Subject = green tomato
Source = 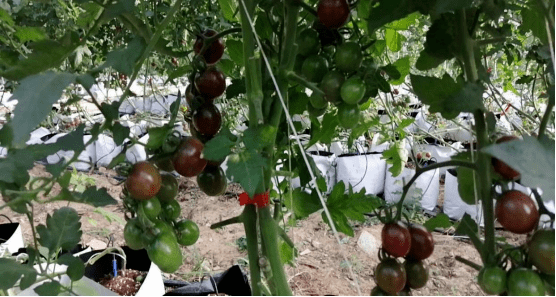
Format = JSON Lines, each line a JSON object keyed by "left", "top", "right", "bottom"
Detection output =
{"left": 478, "top": 266, "right": 507, "bottom": 295}
{"left": 175, "top": 219, "right": 200, "bottom": 246}
{"left": 337, "top": 103, "right": 360, "bottom": 129}
{"left": 157, "top": 173, "right": 179, "bottom": 202}
{"left": 301, "top": 55, "right": 329, "bottom": 83}
{"left": 161, "top": 199, "right": 181, "bottom": 221}
{"left": 404, "top": 259, "right": 428, "bottom": 289}
{"left": 140, "top": 197, "right": 161, "bottom": 220}
{"left": 320, "top": 70, "right": 345, "bottom": 105}
{"left": 297, "top": 28, "right": 320, "bottom": 56}
{"left": 146, "top": 233, "right": 182, "bottom": 273}
{"left": 309, "top": 93, "right": 328, "bottom": 109}
{"left": 528, "top": 229, "right": 555, "bottom": 275}
{"left": 335, "top": 42, "right": 363, "bottom": 73}
{"left": 507, "top": 268, "right": 545, "bottom": 296}
{"left": 123, "top": 218, "right": 146, "bottom": 250}
{"left": 307, "top": 103, "right": 327, "bottom": 117}
{"left": 197, "top": 165, "right": 227, "bottom": 196}
{"left": 340, "top": 76, "right": 366, "bottom": 105}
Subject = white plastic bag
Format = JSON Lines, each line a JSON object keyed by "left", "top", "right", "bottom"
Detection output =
{"left": 384, "top": 164, "right": 439, "bottom": 211}
{"left": 443, "top": 169, "right": 484, "bottom": 225}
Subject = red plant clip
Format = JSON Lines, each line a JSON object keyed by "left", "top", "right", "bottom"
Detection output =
{"left": 238, "top": 191, "right": 270, "bottom": 208}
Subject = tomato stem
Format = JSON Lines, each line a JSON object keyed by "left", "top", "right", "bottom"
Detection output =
{"left": 242, "top": 205, "right": 262, "bottom": 296}
{"left": 455, "top": 256, "right": 482, "bottom": 271}
{"left": 209, "top": 215, "right": 242, "bottom": 229}
{"left": 285, "top": 70, "right": 326, "bottom": 97}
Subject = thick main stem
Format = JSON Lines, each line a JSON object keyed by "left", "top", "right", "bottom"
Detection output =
{"left": 243, "top": 206, "right": 262, "bottom": 296}
{"left": 456, "top": 9, "right": 494, "bottom": 263}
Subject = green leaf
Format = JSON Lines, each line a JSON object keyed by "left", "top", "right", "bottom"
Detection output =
{"left": 166, "top": 65, "right": 193, "bottom": 84}
{"left": 279, "top": 240, "right": 296, "bottom": 266}
{"left": 415, "top": 50, "right": 445, "bottom": 71}
{"left": 521, "top": 0, "right": 549, "bottom": 45}
{"left": 381, "top": 64, "right": 401, "bottom": 80}
{"left": 422, "top": 14, "right": 457, "bottom": 62}
{"left": 15, "top": 27, "right": 47, "bottom": 43}
{"left": 243, "top": 125, "right": 276, "bottom": 151}
{"left": 226, "top": 39, "right": 244, "bottom": 66}
{"left": 8, "top": 72, "right": 75, "bottom": 147}
{"left": 226, "top": 78, "right": 246, "bottom": 99}
{"left": 457, "top": 166, "right": 478, "bottom": 205}
{"left": 307, "top": 112, "right": 338, "bottom": 147}
{"left": 366, "top": 0, "right": 417, "bottom": 35}
{"left": 482, "top": 135, "right": 555, "bottom": 201}
{"left": 97, "top": 37, "right": 145, "bottom": 76}
{"left": 423, "top": 213, "right": 453, "bottom": 231}
{"left": 255, "top": 12, "right": 273, "bottom": 39}
{"left": 385, "top": 28, "right": 404, "bottom": 52}
{"left": 370, "top": 40, "right": 386, "bottom": 56}
{"left": 0, "top": 258, "right": 37, "bottom": 290}
{"left": 112, "top": 122, "right": 129, "bottom": 146}
{"left": 515, "top": 75, "right": 534, "bottom": 84}
{"left": 76, "top": 2, "right": 103, "bottom": 28}
{"left": 382, "top": 141, "right": 406, "bottom": 177}
{"left": 455, "top": 214, "right": 483, "bottom": 251}
{"left": 100, "top": 102, "right": 120, "bottom": 123}
{"left": 389, "top": 56, "right": 410, "bottom": 85}
{"left": 34, "top": 281, "right": 63, "bottom": 296}
{"left": 284, "top": 188, "right": 323, "bottom": 219}
{"left": 387, "top": 12, "right": 419, "bottom": 30}
{"left": 327, "top": 181, "right": 346, "bottom": 208}
{"left": 146, "top": 126, "right": 170, "bottom": 150}
{"left": 202, "top": 128, "right": 236, "bottom": 161}
{"left": 322, "top": 208, "right": 353, "bottom": 236}
{"left": 348, "top": 117, "right": 379, "bottom": 147}
{"left": 57, "top": 254, "right": 85, "bottom": 281}
{"left": 0, "top": 8, "right": 15, "bottom": 26}
{"left": 1, "top": 33, "right": 80, "bottom": 81}
{"left": 52, "top": 187, "right": 117, "bottom": 207}
{"left": 226, "top": 151, "right": 268, "bottom": 198}
{"left": 218, "top": 0, "right": 238, "bottom": 22}
{"left": 411, "top": 74, "right": 485, "bottom": 120}
{"left": 295, "top": 151, "right": 323, "bottom": 188}
{"left": 36, "top": 207, "right": 82, "bottom": 254}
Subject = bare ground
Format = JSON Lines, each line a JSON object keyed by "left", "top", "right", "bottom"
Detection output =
{"left": 1, "top": 164, "right": 528, "bottom": 296}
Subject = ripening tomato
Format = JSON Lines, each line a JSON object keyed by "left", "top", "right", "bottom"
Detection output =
{"left": 193, "top": 103, "right": 222, "bottom": 136}
{"left": 157, "top": 173, "right": 178, "bottom": 202}
{"left": 175, "top": 219, "right": 200, "bottom": 246}
{"left": 301, "top": 55, "right": 329, "bottom": 83}
{"left": 194, "top": 29, "right": 225, "bottom": 65}
{"left": 382, "top": 221, "right": 411, "bottom": 258}
{"left": 404, "top": 259, "right": 429, "bottom": 289}
{"left": 125, "top": 162, "right": 162, "bottom": 200}
{"left": 124, "top": 218, "right": 146, "bottom": 250}
{"left": 374, "top": 258, "right": 406, "bottom": 295}
{"left": 495, "top": 190, "right": 539, "bottom": 234}
{"left": 335, "top": 42, "right": 363, "bottom": 73}
{"left": 317, "top": 0, "right": 350, "bottom": 29}
{"left": 197, "top": 165, "right": 227, "bottom": 196}
{"left": 492, "top": 135, "right": 520, "bottom": 180}
{"left": 320, "top": 70, "right": 345, "bottom": 105}
{"left": 195, "top": 68, "right": 226, "bottom": 100}
{"left": 337, "top": 103, "right": 360, "bottom": 129}
{"left": 297, "top": 28, "right": 320, "bottom": 56}
{"left": 173, "top": 137, "right": 207, "bottom": 177}
{"left": 406, "top": 224, "right": 434, "bottom": 260}
{"left": 528, "top": 229, "right": 555, "bottom": 275}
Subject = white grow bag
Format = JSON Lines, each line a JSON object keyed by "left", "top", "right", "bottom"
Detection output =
{"left": 279, "top": 151, "right": 336, "bottom": 193}
{"left": 443, "top": 169, "right": 485, "bottom": 225}
{"left": 0, "top": 221, "right": 25, "bottom": 255}
{"left": 384, "top": 164, "right": 439, "bottom": 211}
{"left": 335, "top": 152, "right": 386, "bottom": 195}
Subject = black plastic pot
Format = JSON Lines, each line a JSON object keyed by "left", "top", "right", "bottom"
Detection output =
{"left": 78, "top": 246, "right": 151, "bottom": 282}
{"left": 337, "top": 151, "right": 382, "bottom": 158}
{"left": 164, "top": 265, "right": 251, "bottom": 296}
{"left": 0, "top": 222, "right": 19, "bottom": 244}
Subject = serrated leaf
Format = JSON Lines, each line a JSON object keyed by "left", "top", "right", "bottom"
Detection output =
{"left": 348, "top": 117, "right": 379, "bottom": 147}
{"left": 366, "top": 0, "right": 417, "bottom": 35}
{"left": 1, "top": 33, "right": 80, "bottom": 81}
{"left": 102, "top": 0, "right": 135, "bottom": 19}
{"left": 77, "top": 2, "right": 103, "bottom": 28}
{"left": 455, "top": 214, "right": 483, "bottom": 251}
{"left": 226, "top": 150, "right": 268, "bottom": 198}
{"left": 322, "top": 209, "right": 353, "bottom": 237}
{"left": 279, "top": 240, "right": 296, "bottom": 266}
{"left": 255, "top": 13, "right": 273, "bottom": 39}
{"left": 0, "top": 258, "right": 37, "bottom": 290}
{"left": 381, "top": 64, "right": 401, "bottom": 80}
{"left": 521, "top": 0, "right": 549, "bottom": 45}
{"left": 284, "top": 188, "right": 322, "bottom": 219}
{"left": 8, "top": 72, "right": 75, "bottom": 147}
{"left": 218, "top": 0, "right": 238, "bottom": 22}
{"left": 100, "top": 101, "right": 120, "bottom": 123}
{"left": 243, "top": 125, "right": 276, "bottom": 151}
{"left": 327, "top": 181, "right": 346, "bottom": 208}
{"left": 34, "top": 281, "right": 63, "bottom": 296}
{"left": 0, "top": 8, "right": 14, "bottom": 26}
{"left": 296, "top": 151, "right": 322, "bottom": 188}
{"left": 482, "top": 135, "right": 554, "bottom": 201}
{"left": 166, "top": 65, "right": 193, "bottom": 84}
{"left": 386, "top": 12, "right": 419, "bottom": 30}
{"left": 307, "top": 112, "right": 338, "bottom": 147}
{"left": 226, "top": 39, "right": 243, "bottom": 66}
{"left": 146, "top": 126, "right": 170, "bottom": 150}
{"left": 57, "top": 254, "right": 85, "bottom": 281}
{"left": 36, "top": 207, "right": 82, "bottom": 254}
{"left": 370, "top": 40, "right": 386, "bottom": 56}
{"left": 15, "top": 27, "right": 47, "bottom": 43}
{"left": 411, "top": 74, "right": 485, "bottom": 120}
{"left": 112, "top": 122, "right": 129, "bottom": 146}
{"left": 202, "top": 128, "right": 236, "bottom": 161}
{"left": 390, "top": 56, "right": 410, "bottom": 85}
{"left": 289, "top": 90, "right": 309, "bottom": 116}
{"left": 382, "top": 142, "right": 406, "bottom": 177}
{"left": 423, "top": 213, "right": 452, "bottom": 231}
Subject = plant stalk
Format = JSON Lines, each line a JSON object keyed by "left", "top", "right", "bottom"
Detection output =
{"left": 242, "top": 205, "right": 262, "bottom": 296}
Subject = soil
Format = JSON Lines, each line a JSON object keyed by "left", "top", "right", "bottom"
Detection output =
{"left": 99, "top": 269, "right": 146, "bottom": 296}
{"left": 0, "top": 164, "right": 529, "bottom": 296}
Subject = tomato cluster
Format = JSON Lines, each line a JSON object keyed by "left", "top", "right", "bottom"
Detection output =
{"left": 372, "top": 222, "right": 435, "bottom": 295}
{"left": 184, "top": 28, "right": 228, "bottom": 197}
{"left": 294, "top": 0, "right": 379, "bottom": 129}
{"left": 123, "top": 162, "right": 200, "bottom": 273}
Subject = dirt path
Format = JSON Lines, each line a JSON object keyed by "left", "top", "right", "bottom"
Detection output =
{"left": 1, "top": 164, "right": 528, "bottom": 296}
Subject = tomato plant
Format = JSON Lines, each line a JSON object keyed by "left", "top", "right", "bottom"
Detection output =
{"left": 125, "top": 161, "right": 162, "bottom": 200}
{"left": 495, "top": 190, "right": 539, "bottom": 234}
